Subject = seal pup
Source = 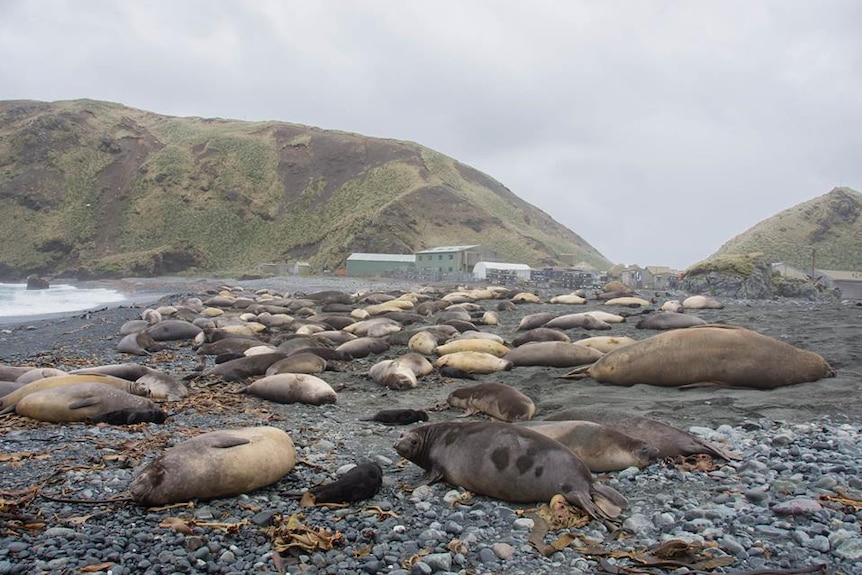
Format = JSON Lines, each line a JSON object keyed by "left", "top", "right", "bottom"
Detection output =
{"left": 14, "top": 383, "right": 167, "bottom": 425}
{"left": 562, "top": 324, "right": 835, "bottom": 388}
{"left": 544, "top": 407, "right": 738, "bottom": 460}
{"left": 522, "top": 420, "right": 659, "bottom": 472}
{"left": 306, "top": 462, "right": 383, "bottom": 504}
{"left": 363, "top": 409, "right": 429, "bottom": 426}
{"left": 394, "top": 421, "right": 627, "bottom": 521}
{"left": 130, "top": 426, "right": 296, "bottom": 506}
{"left": 447, "top": 382, "right": 536, "bottom": 422}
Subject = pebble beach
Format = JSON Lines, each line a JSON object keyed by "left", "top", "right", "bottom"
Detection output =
{"left": 1, "top": 276, "right": 861, "bottom": 575}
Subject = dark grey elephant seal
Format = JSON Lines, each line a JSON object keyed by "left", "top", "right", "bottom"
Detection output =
{"left": 130, "top": 426, "right": 296, "bottom": 506}
{"left": 394, "top": 421, "right": 627, "bottom": 521}
{"left": 209, "top": 352, "right": 288, "bottom": 381}
{"left": 522, "top": 421, "right": 659, "bottom": 472}
{"left": 335, "top": 337, "right": 390, "bottom": 359}
{"left": 511, "top": 327, "right": 571, "bottom": 347}
{"left": 544, "top": 407, "right": 738, "bottom": 460}
{"left": 447, "top": 382, "right": 536, "bottom": 422}
{"left": 145, "top": 319, "right": 204, "bottom": 341}
{"left": 117, "top": 331, "right": 165, "bottom": 356}
{"left": 14, "top": 382, "right": 167, "bottom": 424}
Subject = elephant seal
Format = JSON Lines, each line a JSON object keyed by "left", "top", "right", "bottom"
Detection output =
{"left": 661, "top": 300, "right": 685, "bottom": 313}
{"left": 522, "top": 420, "right": 659, "bottom": 472}
{"left": 635, "top": 312, "right": 707, "bottom": 330}
{"left": 516, "top": 312, "right": 555, "bottom": 331}
{"left": 14, "top": 383, "right": 168, "bottom": 425}
{"left": 265, "top": 352, "right": 329, "bottom": 375}
{"left": 544, "top": 313, "right": 612, "bottom": 331}
{"left": 72, "top": 364, "right": 188, "bottom": 400}
{"left": 544, "top": 407, "right": 738, "bottom": 460}
{"left": 447, "top": 382, "right": 536, "bottom": 422}
{"left": 336, "top": 337, "right": 390, "bottom": 359}
{"left": 683, "top": 295, "right": 724, "bottom": 309}
{"left": 362, "top": 409, "right": 429, "bottom": 426}
{"left": 117, "top": 331, "right": 165, "bottom": 356}
{"left": 0, "top": 380, "right": 25, "bottom": 398}
{"left": 14, "top": 367, "right": 67, "bottom": 384}
{"left": 435, "top": 339, "right": 510, "bottom": 358}
{"left": 307, "top": 462, "right": 383, "bottom": 504}
{"left": 603, "top": 296, "right": 652, "bottom": 307}
{"left": 511, "top": 327, "right": 571, "bottom": 347}
{"left": 573, "top": 336, "right": 637, "bottom": 354}
{"left": 0, "top": 373, "right": 145, "bottom": 414}
{"left": 562, "top": 324, "right": 835, "bottom": 388}
{"left": 209, "top": 352, "right": 288, "bottom": 381}
{"left": 145, "top": 319, "right": 204, "bottom": 341}
{"left": 394, "top": 421, "right": 627, "bottom": 521}
{"left": 438, "top": 366, "right": 476, "bottom": 380}
{"left": 408, "top": 330, "right": 440, "bottom": 355}
{"left": 241, "top": 373, "right": 337, "bottom": 405}
{"left": 435, "top": 351, "right": 513, "bottom": 374}
{"left": 130, "top": 426, "right": 296, "bottom": 506}
{"left": 504, "top": 341, "right": 603, "bottom": 368}
{"left": 369, "top": 359, "right": 418, "bottom": 390}
{"left": 549, "top": 293, "right": 587, "bottom": 305}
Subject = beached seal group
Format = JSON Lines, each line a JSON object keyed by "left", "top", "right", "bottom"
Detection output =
{"left": 0, "top": 280, "right": 835, "bottom": 528}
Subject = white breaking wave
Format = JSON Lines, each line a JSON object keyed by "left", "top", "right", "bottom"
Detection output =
{"left": 0, "top": 283, "right": 127, "bottom": 318}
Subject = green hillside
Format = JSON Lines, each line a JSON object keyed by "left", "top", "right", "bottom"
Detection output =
{"left": 0, "top": 99, "right": 612, "bottom": 279}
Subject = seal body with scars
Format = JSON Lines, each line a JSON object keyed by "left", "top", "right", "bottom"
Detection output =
{"left": 14, "top": 383, "right": 168, "bottom": 425}
{"left": 447, "top": 382, "right": 536, "bottom": 422}
{"left": 544, "top": 407, "right": 738, "bottom": 460}
{"left": 242, "top": 373, "right": 337, "bottom": 405}
{"left": 130, "top": 426, "right": 296, "bottom": 506}
{"left": 307, "top": 462, "right": 383, "bottom": 504}
{"left": 522, "top": 420, "right": 659, "bottom": 472}
{"left": 394, "top": 421, "right": 627, "bottom": 521}
{"left": 562, "top": 324, "right": 834, "bottom": 388}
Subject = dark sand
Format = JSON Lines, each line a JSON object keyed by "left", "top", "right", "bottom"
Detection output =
{"left": 1, "top": 277, "right": 860, "bottom": 430}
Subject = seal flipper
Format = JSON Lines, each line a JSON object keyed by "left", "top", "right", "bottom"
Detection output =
{"left": 589, "top": 483, "right": 628, "bottom": 520}
{"left": 204, "top": 434, "right": 252, "bottom": 449}
{"left": 68, "top": 397, "right": 101, "bottom": 410}
{"left": 412, "top": 467, "right": 444, "bottom": 488}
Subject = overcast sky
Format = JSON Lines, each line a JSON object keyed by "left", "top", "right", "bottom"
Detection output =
{"left": 2, "top": 1, "right": 860, "bottom": 269}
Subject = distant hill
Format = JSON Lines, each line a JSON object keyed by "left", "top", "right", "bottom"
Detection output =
{"left": 708, "top": 187, "right": 862, "bottom": 272}
{"left": 0, "top": 99, "right": 612, "bottom": 279}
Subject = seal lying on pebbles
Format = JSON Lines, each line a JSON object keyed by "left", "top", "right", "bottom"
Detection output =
{"left": 130, "top": 426, "right": 296, "bottom": 506}
{"left": 394, "top": 421, "right": 628, "bottom": 521}
{"left": 562, "top": 324, "right": 835, "bottom": 388}
{"left": 522, "top": 420, "right": 659, "bottom": 472}
{"left": 240, "top": 373, "right": 337, "bottom": 405}
{"left": 447, "top": 382, "right": 536, "bottom": 422}
{"left": 544, "top": 407, "right": 739, "bottom": 460}
{"left": 362, "top": 409, "right": 429, "bottom": 426}
{"left": 14, "top": 383, "right": 167, "bottom": 425}
{"left": 306, "top": 462, "right": 383, "bottom": 504}
{"left": 0, "top": 374, "right": 146, "bottom": 414}
{"left": 504, "top": 341, "right": 603, "bottom": 368}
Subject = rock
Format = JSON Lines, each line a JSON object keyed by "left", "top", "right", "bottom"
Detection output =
{"left": 26, "top": 275, "right": 49, "bottom": 290}
{"left": 771, "top": 498, "right": 822, "bottom": 516}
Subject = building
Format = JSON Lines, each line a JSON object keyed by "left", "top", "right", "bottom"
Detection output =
{"left": 414, "top": 245, "right": 484, "bottom": 275}
{"left": 643, "top": 266, "right": 675, "bottom": 290}
{"left": 620, "top": 265, "right": 644, "bottom": 289}
{"left": 345, "top": 253, "right": 416, "bottom": 277}
{"left": 817, "top": 269, "right": 862, "bottom": 300}
{"left": 472, "top": 261, "right": 531, "bottom": 282}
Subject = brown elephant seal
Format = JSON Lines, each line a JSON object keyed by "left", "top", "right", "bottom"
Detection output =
{"left": 504, "top": 341, "right": 603, "bottom": 368}
{"left": 544, "top": 313, "right": 612, "bottom": 331}
{"left": 683, "top": 295, "right": 724, "bottom": 309}
{"left": 549, "top": 293, "right": 587, "bottom": 305}
{"left": 0, "top": 373, "right": 145, "bottom": 414}
{"left": 14, "top": 382, "right": 168, "bottom": 425}
{"left": 660, "top": 300, "right": 685, "bottom": 313}
{"left": 0, "top": 365, "right": 37, "bottom": 381}
{"left": 209, "top": 352, "right": 288, "bottom": 381}
{"left": 307, "top": 462, "right": 383, "bottom": 504}
{"left": 117, "top": 331, "right": 165, "bottom": 356}
{"left": 522, "top": 421, "right": 659, "bottom": 472}
{"left": 0, "top": 380, "right": 25, "bottom": 398}
{"left": 544, "top": 407, "right": 738, "bottom": 460}
{"left": 435, "top": 339, "right": 510, "bottom": 358}
{"left": 408, "top": 330, "right": 440, "bottom": 355}
{"left": 145, "top": 319, "right": 204, "bottom": 341}
{"left": 635, "top": 312, "right": 707, "bottom": 330}
{"left": 265, "top": 352, "right": 329, "bottom": 375}
{"left": 562, "top": 324, "right": 835, "bottom": 388}
{"left": 511, "top": 327, "right": 571, "bottom": 347}
{"left": 603, "top": 296, "right": 652, "bottom": 307}
{"left": 130, "top": 426, "right": 296, "bottom": 506}
{"left": 336, "top": 337, "right": 390, "bottom": 359}
{"left": 573, "top": 336, "right": 637, "bottom": 354}
{"left": 241, "top": 373, "right": 337, "bottom": 405}
{"left": 447, "top": 382, "right": 536, "bottom": 422}
{"left": 72, "top": 364, "right": 188, "bottom": 400}
{"left": 14, "top": 367, "right": 68, "bottom": 384}
{"left": 362, "top": 409, "right": 429, "bottom": 426}
{"left": 369, "top": 359, "right": 418, "bottom": 390}
{"left": 516, "top": 312, "right": 556, "bottom": 331}
{"left": 394, "top": 421, "right": 627, "bottom": 521}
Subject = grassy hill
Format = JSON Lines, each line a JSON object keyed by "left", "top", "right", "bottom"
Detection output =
{"left": 705, "top": 187, "right": 862, "bottom": 272}
{"left": 0, "top": 99, "right": 612, "bottom": 279}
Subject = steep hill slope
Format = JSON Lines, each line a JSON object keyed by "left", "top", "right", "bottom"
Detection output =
{"left": 710, "top": 187, "right": 862, "bottom": 272}
{"left": 0, "top": 99, "right": 611, "bottom": 279}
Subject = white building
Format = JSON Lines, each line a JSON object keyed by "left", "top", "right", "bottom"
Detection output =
{"left": 472, "top": 261, "right": 532, "bottom": 281}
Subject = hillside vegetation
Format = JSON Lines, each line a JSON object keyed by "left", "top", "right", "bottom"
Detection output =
{"left": 704, "top": 187, "right": 862, "bottom": 272}
{"left": 0, "top": 99, "right": 612, "bottom": 279}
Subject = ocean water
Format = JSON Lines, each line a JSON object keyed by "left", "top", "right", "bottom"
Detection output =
{"left": 0, "top": 282, "right": 127, "bottom": 319}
